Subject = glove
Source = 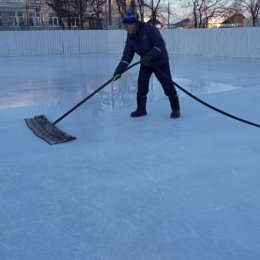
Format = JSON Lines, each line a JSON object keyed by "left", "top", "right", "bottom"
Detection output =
{"left": 141, "top": 54, "right": 153, "bottom": 66}
{"left": 113, "top": 67, "right": 122, "bottom": 81}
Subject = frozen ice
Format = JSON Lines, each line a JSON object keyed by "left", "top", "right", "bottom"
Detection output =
{"left": 0, "top": 53, "right": 260, "bottom": 260}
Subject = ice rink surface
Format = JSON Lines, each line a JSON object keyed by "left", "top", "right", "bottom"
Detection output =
{"left": 0, "top": 53, "right": 260, "bottom": 260}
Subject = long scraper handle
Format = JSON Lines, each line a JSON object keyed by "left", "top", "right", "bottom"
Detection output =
{"left": 52, "top": 61, "right": 141, "bottom": 125}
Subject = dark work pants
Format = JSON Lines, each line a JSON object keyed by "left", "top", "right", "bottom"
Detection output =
{"left": 137, "top": 62, "right": 177, "bottom": 97}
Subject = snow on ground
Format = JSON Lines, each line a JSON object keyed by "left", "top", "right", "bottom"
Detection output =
{"left": 0, "top": 53, "right": 260, "bottom": 260}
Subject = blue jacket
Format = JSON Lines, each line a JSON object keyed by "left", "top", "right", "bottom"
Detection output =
{"left": 118, "top": 22, "right": 169, "bottom": 71}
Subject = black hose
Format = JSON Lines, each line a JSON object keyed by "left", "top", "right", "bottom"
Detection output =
{"left": 154, "top": 67, "right": 260, "bottom": 128}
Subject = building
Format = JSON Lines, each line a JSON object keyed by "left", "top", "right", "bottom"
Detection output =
{"left": 0, "top": 0, "right": 65, "bottom": 30}
{"left": 0, "top": 0, "right": 110, "bottom": 30}
{"left": 208, "top": 13, "right": 245, "bottom": 28}
{"left": 169, "top": 18, "right": 191, "bottom": 29}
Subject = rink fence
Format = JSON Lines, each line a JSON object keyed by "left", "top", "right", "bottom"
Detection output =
{"left": 0, "top": 27, "right": 260, "bottom": 58}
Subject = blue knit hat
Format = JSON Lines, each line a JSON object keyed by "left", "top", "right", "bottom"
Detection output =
{"left": 122, "top": 10, "right": 137, "bottom": 24}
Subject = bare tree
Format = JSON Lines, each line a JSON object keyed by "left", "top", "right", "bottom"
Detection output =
{"left": 72, "top": 0, "right": 87, "bottom": 29}
{"left": 144, "top": 0, "right": 168, "bottom": 26}
{"left": 46, "top": 0, "right": 85, "bottom": 29}
{"left": 136, "top": 0, "right": 144, "bottom": 21}
{"left": 46, "top": 0, "right": 106, "bottom": 29}
{"left": 190, "top": 0, "right": 228, "bottom": 28}
{"left": 84, "top": 0, "right": 105, "bottom": 29}
{"left": 114, "top": 0, "right": 127, "bottom": 20}
{"left": 234, "top": 0, "right": 260, "bottom": 26}
{"left": 45, "top": 0, "right": 68, "bottom": 29}
{"left": 177, "top": 0, "right": 229, "bottom": 28}
{"left": 113, "top": 0, "right": 168, "bottom": 27}
{"left": 120, "top": 0, "right": 143, "bottom": 22}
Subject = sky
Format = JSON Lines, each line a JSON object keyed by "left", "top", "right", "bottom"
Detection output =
{"left": 0, "top": 53, "right": 260, "bottom": 260}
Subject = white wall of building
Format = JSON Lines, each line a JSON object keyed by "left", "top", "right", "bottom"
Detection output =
{"left": 0, "top": 27, "right": 260, "bottom": 58}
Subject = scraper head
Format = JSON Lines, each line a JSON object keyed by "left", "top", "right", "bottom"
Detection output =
{"left": 25, "top": 114, "right": 76, "bottom": 145}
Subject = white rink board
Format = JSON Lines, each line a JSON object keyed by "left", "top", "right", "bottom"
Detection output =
{"left": 0, "top": 27, "right": 260, "bottom": 58}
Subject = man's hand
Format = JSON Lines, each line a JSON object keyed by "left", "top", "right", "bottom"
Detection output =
{"left": 113, "top": 67, "right": 122, "bottom": 81}
{"left": 141, "top": 54, "right": 153, "bottom": 66}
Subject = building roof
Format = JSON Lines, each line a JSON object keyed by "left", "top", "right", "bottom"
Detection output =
{"left": 209, "top": 13, "right": 245, "bottom": 25}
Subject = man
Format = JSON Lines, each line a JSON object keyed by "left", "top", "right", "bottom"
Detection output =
{"left": 113, "top": 9, "right": 180, "bottom": 118}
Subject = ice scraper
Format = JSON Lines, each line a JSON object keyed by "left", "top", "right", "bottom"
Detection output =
{"left": 25, "top": 61, "right": 140, "bottom": 145}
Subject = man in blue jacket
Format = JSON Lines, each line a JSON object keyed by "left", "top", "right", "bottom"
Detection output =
{"left": 113, "top": 10, "right": 180, "bottom": 118}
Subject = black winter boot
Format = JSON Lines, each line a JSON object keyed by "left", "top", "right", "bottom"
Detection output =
{"left": 131, "top": 96, "right": 147, "bottom": 117}
{"left": 169, "top": 95, "right": 180, "bottom": 118}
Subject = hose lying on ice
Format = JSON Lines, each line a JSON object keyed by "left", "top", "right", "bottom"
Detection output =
{"left": 154, "top": 67, "right": 260, "bottom": 128}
